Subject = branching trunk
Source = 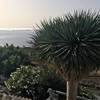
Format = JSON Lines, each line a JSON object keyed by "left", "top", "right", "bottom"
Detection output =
{"left": 66, "top": 80, "right": 78, "bottom": 100}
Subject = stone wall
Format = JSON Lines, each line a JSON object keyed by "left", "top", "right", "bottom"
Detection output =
{"left": 0, "top": 93, "right": 31, "bottom": 100}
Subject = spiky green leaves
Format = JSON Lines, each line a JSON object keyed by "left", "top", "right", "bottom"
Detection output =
{"left": 31, "top": 11, "right": 100, "bottom": 77}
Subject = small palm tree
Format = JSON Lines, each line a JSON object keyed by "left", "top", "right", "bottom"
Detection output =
{"left": 30, "top": 10, "right": 100, "bottom": 100}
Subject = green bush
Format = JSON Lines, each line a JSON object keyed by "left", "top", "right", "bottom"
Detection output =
{"left": 79, "top": 87, "right": 96, "bottom": 99}
{"left": 39, "top": 65, "right": 65, "bottom": 90}
{"left": 5, "top": 65, "right": 39, "bottom": 99}
{"left": 37, "top": 65, "right": 66, "bottom": 100}
{"left": 5, "top": 65, "right": 65, "bottom": 100}
{"left": 0, "top": 44, "right": 30, "bottom": 77}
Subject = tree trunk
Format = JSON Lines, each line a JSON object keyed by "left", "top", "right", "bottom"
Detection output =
{"left": 66, "top": 80, "right": 78, "bottom": 100}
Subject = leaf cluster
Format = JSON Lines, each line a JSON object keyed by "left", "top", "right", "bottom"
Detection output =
{"left": 0, "top": 44, "right": 30, "bottom": 77}
{"left": 30, "top": 10, "right": 100, "bottom": 79}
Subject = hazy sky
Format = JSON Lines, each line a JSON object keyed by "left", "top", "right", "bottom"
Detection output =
{"left": 0, "top": 0, "right": 100, "bottom": 29}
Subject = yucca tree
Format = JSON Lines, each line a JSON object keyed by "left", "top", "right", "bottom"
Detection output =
{"left": 30, "top": 10, "right": 100, "bottom": 100}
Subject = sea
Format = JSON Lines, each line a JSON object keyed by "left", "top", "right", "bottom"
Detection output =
{"left": 0, "top": 29, "right": 34, "bottom": 47}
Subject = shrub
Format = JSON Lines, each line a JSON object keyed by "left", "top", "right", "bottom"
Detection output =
{"left": 5, "top": 65, "right": 66, "bottom": 100}
{"left": 0, "top": 44, "right": 30, "bottom": 77}
{"left": 37, "top": 65, "right": 66, "bottom": 100}
{"left": 5, "top": 66, "right": 39, "bottom": 99}
{"left": 79, "top": 87, "right": 96, "bottom": 99}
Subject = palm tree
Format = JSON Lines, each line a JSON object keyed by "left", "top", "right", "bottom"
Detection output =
{"left": 30, "top": 10, "right": 100, "bottom": 100}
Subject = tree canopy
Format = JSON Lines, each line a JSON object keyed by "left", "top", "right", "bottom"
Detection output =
{"left": 30, "top": 10, "right": 100, "bottom": 80}
{"left": 0, "top": 44, "right": 30, "bottom": 77}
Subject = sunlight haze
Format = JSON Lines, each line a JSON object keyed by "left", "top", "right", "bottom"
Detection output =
{"left": 0, "top": 0, "right": 100, "bottom": 29}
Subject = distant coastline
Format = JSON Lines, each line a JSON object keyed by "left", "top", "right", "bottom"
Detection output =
{"left": 0, "top": 29, "right": 33, "bottom": 47}
{"left": 0, "top": 28, "right": 33, "bottom": 31}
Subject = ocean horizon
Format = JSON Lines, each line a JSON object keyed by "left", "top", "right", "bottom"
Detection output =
{"left": 0, "top": 29, "right": 33, "bottom": 47}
